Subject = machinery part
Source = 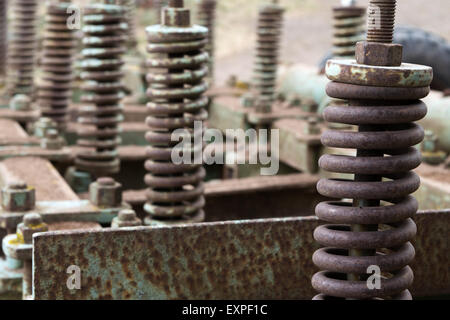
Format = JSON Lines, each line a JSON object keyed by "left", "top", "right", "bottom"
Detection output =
{"left": 332, "top": 3, "right": 365, "bottom": 58}
{"left": 1, "top": 181, "right": 35, "bottom": 212}
{"left": 252, "top": 0, "right": 284, "bottom": 113}
{"left": 0, "top": 0, "right": 7, "bottom": 77}
{"left": 89, "top": 177, "right": 122, "bottom": 208}
{"left": 312, "top": 0, "right": 432, "bottom": 300}
{"left": 40, "top": 129, "right": 65, "bottom": 150}
{"left": 36, "top": 1, "right": 76, "bottom": 131}
{"left": 75, "top": 3, "right": 126, "bottom": 177}
{"left": 6, "top": 0, "right": 38, "bottom": 97}
{"left": 420, "top": 94, "right": 450, "bottom": 154}
{"left": 118, "top": 0, "right": 137, "bottom": 48}
{"left": 154, "top": 0, "right": 168, "bottom": 24}
{"left": 111, "top": 209, "right": 141, "bottom": 228}
{"left": 319, "top": 26, "right": 450, "bottom": 91}
{"left": 144, "top": 0, "right": 208, "bottom": 225}
{"left": 196, "top": 0, "right": 217, "bottom": 83}
{"left": 2, "top": 212, "right": 48, "bottom": 299}
{"left": 9, "top": 94, "right": 31, "bottom": 111}
{"left": 420, "top": 130, "right": 447, "bottom": 166}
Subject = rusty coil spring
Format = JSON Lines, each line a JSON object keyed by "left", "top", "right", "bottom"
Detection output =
{"left": 75, "top": 3, "right": 127, "bottom": 176}
{"left": 312, "top": 59, "right": 432, "bottom": 299}
{"left": 144, "top": 2, "right": 208, "bottom": 224}
{"left": 0, "top": 0, "right": 7, "bottom": 77}
{"left": 332, "top": 6, "right": 365, "bottom": 58}
{"left": 37, "top": 1, "right": 76, "bottom": 130}
{"left": 196, "top": 0, "right": 216, "bottom": 82}
{"left": 6, "top": 0, "right": 38, "bottom": 97}
{"left": 118, "top": 0, "right": 137, "bottom": 47}
{"left": 252, "top": 2, "right": 284, "bottom": 113}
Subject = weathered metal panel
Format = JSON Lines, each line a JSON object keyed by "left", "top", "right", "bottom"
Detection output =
{"left": 33, "top": 217, "right": 321, "bottom": 300}
{"left": 32, "top": 210, "right": 449, "bottom": 300}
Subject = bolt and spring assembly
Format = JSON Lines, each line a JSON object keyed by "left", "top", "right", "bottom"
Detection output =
{"left": 196, "top": 0, "right": 217, "bottom": 83}
{"left": 332, "top": 2, "right": 365, "bottom": 58}
{"left": 144, "top": 0, "right": 208, "bottom": 225}
{"left": 36, "top": 1, "right": 76, "bottom": 130}
{"left": 252, "top": 0, "right": 284, "bottom": 113}
{"left": 6, "top": 0, "right": 38, "bottom": 97}
{"left": 312, "top": 0, "right": 433, "bottom": 300}
{"left": 0, "top": 0, "right": 7, "bottom": 77}
{"left": 75, "top": 3, "right": 127, "bottom": 177}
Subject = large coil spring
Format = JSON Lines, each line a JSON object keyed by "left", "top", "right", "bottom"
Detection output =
{"left": 0, "top": 0, "right": 7, "bottom": 77}
{"left": 252, "top": 1, "right": 284, "bottom": 112}
{"left": 37, "top": 1, "right": 75, "bottom": 129}
{"left": 144, "top": 2, "right": 208, "bottom": 225}
{"left": 6, "top": 0, "right": 38, "bottom": 97}
{"left": 312, "top": 58, "right": 432, "bottom": 299}
{"left": 196, "top": 0, "right": 216, "bottom": 82}
{"left": 75, "top": 3, "right": 126, "bottom": 176}
{"left": 332, "top": 5, "right": 365, "bottom": 58}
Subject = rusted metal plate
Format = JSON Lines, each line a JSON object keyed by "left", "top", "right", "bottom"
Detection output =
{"left": 32, "top": 210, "right": 449, "bottom": 300}
{"left": 33, "top": 217, "right": 321, "bottom": 300}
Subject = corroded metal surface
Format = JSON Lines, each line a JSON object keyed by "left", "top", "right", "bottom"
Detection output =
{"left": 326, "top": 60, "right": 433, "bottom": 88}
{"left": 33, "top": 216, "right": 321, "bottom": 300}
{"left": 32, "top": 210, "right": 449, "bottom": 300}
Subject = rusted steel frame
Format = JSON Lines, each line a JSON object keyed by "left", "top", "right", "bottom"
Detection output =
{"left": 0, "top": 119, "right": 39, "bottom": 146}
{"left": 0, "top": 157, "right": 78, "bottom": 201}
{"left": 0, "top": 200, "right": 127, "bottom": 230}
{"left": 32, "top": 209, "right": 449, "bottom": 299}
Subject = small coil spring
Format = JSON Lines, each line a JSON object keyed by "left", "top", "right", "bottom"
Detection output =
{"left": 6, "top": 0, "right": 38, "bottom": 97}
{"left": 332, "top": 5, "right": 365, "bottom": 58}
{"left": 37, "top": 1, "right": 76, "bottom": 130}
{"left": 144, "top": 1, "right": 209, "bottom": 225}
{"left": 0, "top": 0, "right": 7, "bottom": 77}
{"left": 75, "top": 3, "right": 127, "bottom": 176}
{"left": 154, "top": 0, "right": 168, "bottom": 24}
{"left": 252, "top": 1, "right": 284, "bottom": 113}
{"left": 118, "top": 0, "right": 137, "bottom": 48}
{"left": 312, "top": 61, "right": 432, "bottom": 299}
{"left": 196, "top": 0, "right": 216, "bottom": 82}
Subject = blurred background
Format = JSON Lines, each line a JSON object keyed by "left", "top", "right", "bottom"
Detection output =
{"left": 65, "top": 0, "right": 450, "bottom": 85}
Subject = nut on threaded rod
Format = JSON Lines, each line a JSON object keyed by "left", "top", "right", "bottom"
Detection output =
{"left": 367, "top": 0, "right": 396, "bottom": 44}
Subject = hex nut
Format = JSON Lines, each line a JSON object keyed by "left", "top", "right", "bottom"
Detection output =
{"left": 34, "top": 117, "right": 58, "bottom": 138}
{"left": 17, "top": 213, "right": 48, "bottom": 244}
{"left": 355, "top": 41, "right": 403, "bottom": 67}
{"left": 111, "top": 209, "right": 142, "bottom": 228}
{"left": 1, "top": 182, "right": 36, "bottom": 212}
{"left": 89, "top": 177, "right": 122, "bottom": 208}
{"left": 41, "top": 129, "right": 64, "bottom": 150}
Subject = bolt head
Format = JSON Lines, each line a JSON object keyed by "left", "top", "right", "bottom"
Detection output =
{"left": 355, "top": 41, "right": 403, "bottom": 67}
{"left": 1, "top": 182, "right": 36, "bottom": 212}
{"left": 89, "top": 178, "right": 122, "bottom": 208}
{"left": 111, "top": 209, "right": 141, "bottom": 228}
{"left": 34, "top": 117, "right": 58, "bottom": 138}
{"left": 17, "top": 213, "right": 48, "bottom": 244}
{"left": 41, "top": 129, "right": 64, "bottom": 150}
